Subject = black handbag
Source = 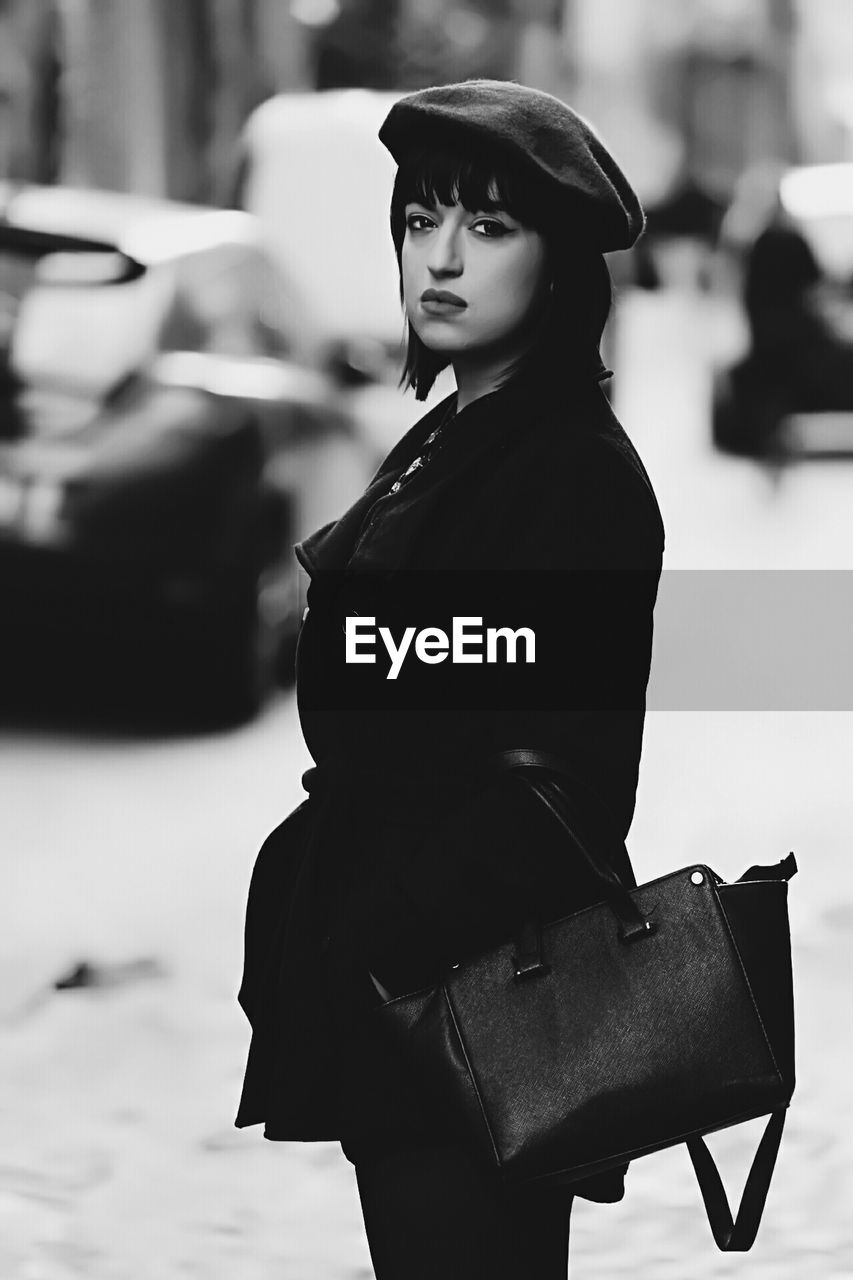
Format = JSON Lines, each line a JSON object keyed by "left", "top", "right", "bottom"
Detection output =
{"left": 372, "top": 748, "right": 797, "bottom": 1252}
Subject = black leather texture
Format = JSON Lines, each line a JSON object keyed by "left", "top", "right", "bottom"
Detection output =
{"left": 371, "top": 753, "right": 797, "bottom": 1253}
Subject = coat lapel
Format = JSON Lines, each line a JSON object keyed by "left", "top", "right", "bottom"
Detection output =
{"left": 295, "top": 364, "right": 608, "bottom": 576}
{"left": 294, "top": 392, "right": 456, "bottom": 575}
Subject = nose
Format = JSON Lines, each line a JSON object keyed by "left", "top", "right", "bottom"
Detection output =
{"left": 427, "top": 222, "right": 463, "bottom": 278}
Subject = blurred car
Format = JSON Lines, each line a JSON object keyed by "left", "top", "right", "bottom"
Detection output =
{"left": 233, "top": 88, "right": 456, "bottom": 459}
{"left": 712, "top": 162, "right": 853, "bottom": 457}
{"left": 0, "top": 182, "right": 376, "bottom": 723}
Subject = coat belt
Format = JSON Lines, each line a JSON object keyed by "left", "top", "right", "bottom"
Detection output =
{"left": 300, "top": 756, "right": 483, "bottom": 817}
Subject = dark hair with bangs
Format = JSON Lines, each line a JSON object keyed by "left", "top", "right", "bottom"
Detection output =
{"left": 389, "top": 136, "right": 613, "bottom": 400}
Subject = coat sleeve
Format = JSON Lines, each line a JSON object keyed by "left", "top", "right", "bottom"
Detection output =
{"left": 340, "top": 441, "right": 665, "bottom": 994}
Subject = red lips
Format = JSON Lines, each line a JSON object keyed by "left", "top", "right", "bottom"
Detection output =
{"left": 421, "top": 288, "right": 467, "bottom": 306}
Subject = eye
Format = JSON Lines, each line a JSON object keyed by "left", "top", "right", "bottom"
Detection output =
{"left": 472, "top": 218, "right": 509, "bottom": 238}
{"left": 405, "top": 213, "right": 434, "bottom": 233}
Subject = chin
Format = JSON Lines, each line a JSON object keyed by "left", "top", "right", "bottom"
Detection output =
{"left": 410, "top": 324, "right": 460, "bottom": 352}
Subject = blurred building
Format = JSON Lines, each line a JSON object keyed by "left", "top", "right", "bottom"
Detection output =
{"left": 310, "top": 0, "right": 564, "bottom": 92}
{"left": 0, "top": 0, "right": 61, "bottom": 183}
{"left": 57, "top": 0, "right": 313, "bottom": 202}
{"left": 393, "top": 0, "right": 518, "bottom": 88}
{"left": 567, "top": 0, "right": 798, "bottom": 209}
{"left": 0, "top": 0, "right": 313, "bottom": 202}
{"left": 792, "top": 0, "right": 853, "bottom": 161}
{"left": 1, "top": 0, "right": 853, "bottom": 209}
{"left": 313, "top": 0, "right": 402, "bottom": 89}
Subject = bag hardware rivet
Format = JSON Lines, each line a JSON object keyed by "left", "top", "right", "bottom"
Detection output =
{"left": 691, "top": 871, "right": 704, "bottom": 885}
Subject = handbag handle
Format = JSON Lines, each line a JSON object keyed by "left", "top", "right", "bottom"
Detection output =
{"left": 489, "top": 749, "right": 656, "bottom": 974}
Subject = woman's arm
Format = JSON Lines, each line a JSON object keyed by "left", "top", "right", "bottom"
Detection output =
{"left": 342, "top": 444, "right": 665, "bottom": 994}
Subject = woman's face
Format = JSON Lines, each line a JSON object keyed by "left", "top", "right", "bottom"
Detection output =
{"left": 401, "top": 197, "right": 549, "bottom": 360}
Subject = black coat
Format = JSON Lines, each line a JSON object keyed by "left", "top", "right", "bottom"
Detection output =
{"left": 235, "top": 362, "right": 665, "bottom": 1199}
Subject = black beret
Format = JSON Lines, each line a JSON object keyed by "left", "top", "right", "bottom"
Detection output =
{"left": 378, "top": 78, "right": 645, "bottom": 253}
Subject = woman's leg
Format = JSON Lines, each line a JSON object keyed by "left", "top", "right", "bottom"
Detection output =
{"left": 349, "top": 1138, "right": 574, "bottom": 1280}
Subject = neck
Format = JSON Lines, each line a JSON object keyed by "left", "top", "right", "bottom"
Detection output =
{"left": 452, "top": 351, "right": 527, "bottom": 414}
{"left": 452, "top": 343, "right": 607, "bottom": 413}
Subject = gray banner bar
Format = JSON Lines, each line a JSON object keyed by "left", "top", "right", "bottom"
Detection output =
{"left": 649, "top": 571, "right": 853, "bottom": 710}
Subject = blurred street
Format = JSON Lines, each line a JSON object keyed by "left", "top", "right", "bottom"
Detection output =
{"left": 2, "top": 286, "right": 853, "bottom": 1278}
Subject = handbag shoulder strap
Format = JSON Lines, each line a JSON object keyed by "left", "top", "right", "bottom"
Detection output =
{"left": 492, "top": 748, "right": 790, "bottom": 1252}
{"left": 688, "top": 1109, "right": 788, "bottom": 1251}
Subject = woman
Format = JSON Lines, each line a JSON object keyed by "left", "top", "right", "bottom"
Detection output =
{"left": 236, "top": 80, "right": 665, "bottom": 1278}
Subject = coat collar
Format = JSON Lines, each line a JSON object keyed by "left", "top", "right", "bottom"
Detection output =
{"left": 293, "top": 392, "right": 454, "bottom": 576}
{"left": 294, "top": 360, "right": 611, "bottom": 577}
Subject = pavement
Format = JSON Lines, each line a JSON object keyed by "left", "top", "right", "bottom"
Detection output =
{"left": 2, "top": 285, "right": 853, "bottom": 1277}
